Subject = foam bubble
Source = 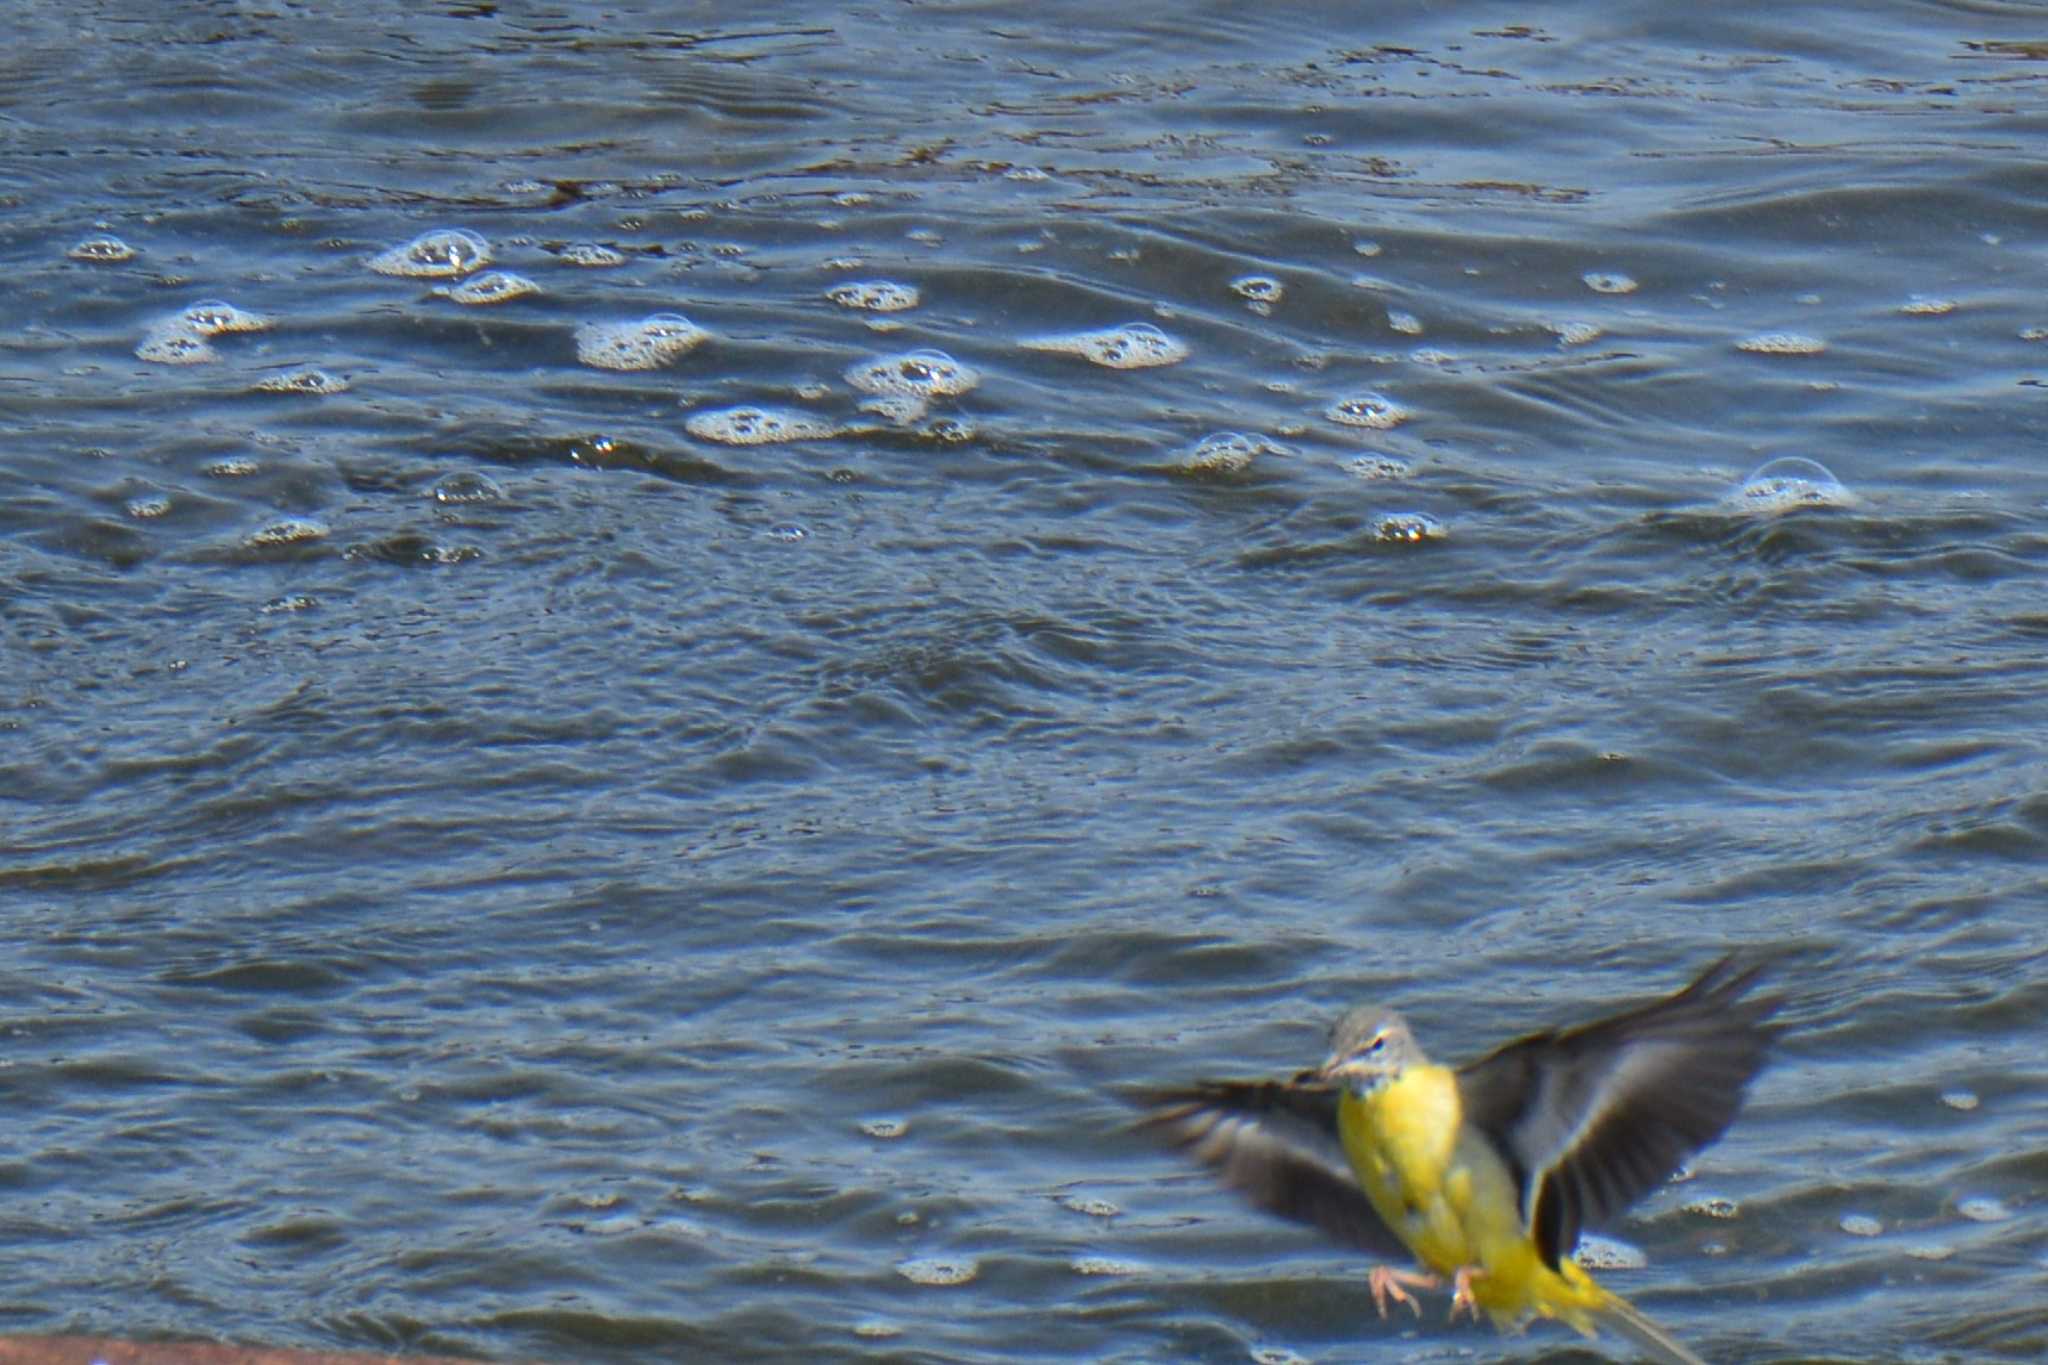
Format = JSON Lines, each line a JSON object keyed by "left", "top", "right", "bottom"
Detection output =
{"left": 1736, "top": 331, "right": 1827, "bottom": 355}
{"left": 1181, "top": 431, "right": 1289, "bottom": 474}
{"left": 1572, "top": 1235, "right": 1648, "bottom": 1270}
{"left": 1387, "top": 308, "right": 1422, "bottom": 335}
{"left": 1344, "top": 454, "right": 1411, "bottom": 481}
{"left": 1022, "top": 322, "right": 1189, "bottom": 369}
{"left": 1231, "top": 274, "right": 1283, "bottom": 306}
{"left": 895, "top": 1257, "right": 977, "bottom": 1286}
{"left": 125, "top": 494, "right": 172, "bottom": 519}
{"left": 858, "top": 394, "right": 930, "bottom": 424}
{"left": 1056, "top": 1195, "right": 1121, "bottom": 1218}
{"left": 69, "top": 233, "right": 138, "bottom": 263}
{"left": 1899, "top": 296, "right": 1956, "bottom": 316}
{"left": 439, "top": 270, "right": 539, "bottom": 305}
{"left": 557, "top": 242, "right": 627, "bottom": 267}
{"left": 431, "top": 471, "right": 505, "bottom": 504}
{"left": 686, "top": 406, "right": 841, "bottom": 445}
{"left": 136, "top": 324, "right": 218, "bottom": 365}
{"left": 1583, "top": 271, "right": 1638, "bottom": 294}
{"left": 139, "top": 299, "right": 276, "bottom": 364}
{"left": 1070, "top": 1256, "right": 1144, "bottom": 1276}
{"left": 1956, "top": 1196, "right": 2012, "bottom": 1223}
{"left": 1326, "top": 394, "right": 1409, "bottom": 429}
{"left": 246, "top": 518, "right": 327, "bottom": 547}
{"left": 183, "top": 300, "right": 271, "bottom": 335}
{"left": 369, "top": 228, "right": 493, "bottom": 278}
{"left": 844, "top": 348, "right": 979, "bottom": 398}
{"left": 917, "top": 415, "right": 976, "bottom": 444}
{"left": 1730, "top": 456, "right": 1852, "bottom": 511}
{"left": 1939, "top": 1089, "right": 1980, "bottom": 1111}
{"left": 252, "top": 367, "right": 349, "bottom": 395}
{"left": 1375, "top": 511, "right": 1445, "bottom": 543}
{"left": 1839, "top": 1214, "right": 1883, "bottom": 1237}
{"left": 1250, "top": 1349, "right": 1309, "bottom": 1365}
{"left": 1548, "top": 320, "right": 1604, "bottom": 346}
{"left": 205, "top": 456, "right": 261, "bottom": 478}
{"left": 1682, "top": 1195, "right": 1740, "bottom": 1219}
{"left": 827, "top": 280, "right": 920, "bottom": 312}
{"left": 574, "top": 313, "right": 708, "bottom": 371}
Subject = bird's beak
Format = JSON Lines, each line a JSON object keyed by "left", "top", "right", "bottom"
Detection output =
{"left": 1319, "top": 1052, "right": 1387, "bottom": 1093}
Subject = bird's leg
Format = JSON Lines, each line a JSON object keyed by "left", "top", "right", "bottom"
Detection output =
{"left": 1447, "top": 1264, "right": 1487, "bottom": 1322}
{"left": 1366, "top": 1265, "right": 1439, "bottom": 1319}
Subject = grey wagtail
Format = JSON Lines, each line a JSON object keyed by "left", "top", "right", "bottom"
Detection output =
{"left": 1135, "top": 954, "right": 1780, "bottom": 1364}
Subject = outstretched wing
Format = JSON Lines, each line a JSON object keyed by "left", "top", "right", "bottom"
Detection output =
{"left": 1456, "top": 954, "right": 1781, "bottom": 1270}
{"left": 1131, "top": 1077, "right": 1411, "bottom": 1261}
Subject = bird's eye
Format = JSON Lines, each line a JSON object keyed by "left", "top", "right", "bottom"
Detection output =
{"left": 1367, "top": 1034, "right": 1386, "bottom": 1053}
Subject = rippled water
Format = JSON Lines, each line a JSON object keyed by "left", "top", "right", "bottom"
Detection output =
{"left": 3, "top": 3, "right": 2045, "bottom": 1362}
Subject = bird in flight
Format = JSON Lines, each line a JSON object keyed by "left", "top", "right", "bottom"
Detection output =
{"left": 1134, "top": 954, "right": 1780, "bottom": 1364}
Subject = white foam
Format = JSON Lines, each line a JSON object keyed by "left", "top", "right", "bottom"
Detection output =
{"left": 684, "top": 406, "right": 840, "bottom": 445}
{"left": 369, "top": 228, "right": 493, "bottom": 278}
{"left": 844, "top": 349, "right": 979, "bottom": 398}
{"left": 574, "top": 313, "right": 708, "bottom": 371}
{"left": 1021, "top": 323, "right": 1189, "bottom": 369}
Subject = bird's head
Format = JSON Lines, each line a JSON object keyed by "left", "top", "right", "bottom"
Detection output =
{"left": 1318, "top": 1005, "right": 1424, "bottom": 1095}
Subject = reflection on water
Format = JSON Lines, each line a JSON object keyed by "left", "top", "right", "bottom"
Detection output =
{"left": 3, "top": 1, "right": 2045, "bottom": 1362}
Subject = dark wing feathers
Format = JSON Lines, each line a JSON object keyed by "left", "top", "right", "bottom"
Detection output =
{"left": 1456, "top": 953, "right": 1781, "bottom": 1270}
{"left": 1130, "top": 1078, "right": 1410, "bottom": 1261}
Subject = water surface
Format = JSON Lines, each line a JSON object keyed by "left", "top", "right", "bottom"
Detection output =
{"left": 2, "top": 2, "right": 2045, "bottom": 1361}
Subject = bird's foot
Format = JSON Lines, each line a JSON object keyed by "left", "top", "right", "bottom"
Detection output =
{"left": 1447, "top": 1264, "right": 1487, "bottom": 1322}
{"left": 1366, "top": 1265, "right": 1439, "bottom": 1319}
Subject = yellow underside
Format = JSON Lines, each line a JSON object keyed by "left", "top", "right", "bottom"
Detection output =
{"left": 1336, "top": 1065, "right": 1612, "bottom": 1335}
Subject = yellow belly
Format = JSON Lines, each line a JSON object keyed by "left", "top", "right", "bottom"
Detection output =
{"left": 1336, "top": 1067, "right": 1566, "bottom": 1325}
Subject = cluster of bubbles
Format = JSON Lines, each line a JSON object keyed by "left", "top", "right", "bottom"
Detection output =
{"left": 1180, "top": 432, "right": 1293, "bottom": 474}
{"left": 1547, "top": 320, "right": 1603, "bottom": 346}
{"left": 557, "top": 242, "right": 628, "bottom": 267}
{"left": 136, "top": 300, "right": 272, "bottom": 365}
{"left": 827, "top": 280, "right": 920, "bottom": 312}
{"left": 684, "top": 406, "right": 840, "bottom": 446}
{"left": 94, "top": 224, "right": 1887, "bottom": 551}
{"left": 1230, "top": 274, "right": 1284, "bottom": 316}
{"left": 69, "top": 233, "right": 138, "bottom": 263}
{"left": 1898, "top": 296, "right": 1956, "bottom": 317}
{"left": 246, "top": 518, "right": 328, "bottom": 548}
{"left": 843, "top": 348, "right": 980, "bottom": 424}
{"left": 1582, "top": 271, "right": 1638, "bottom": 295}
{"left": 574, "top": 313, "right": 708, "bottom": 371}
{"left": 431, "top": 471, "right": 506, "bottom": 505}
{"left": 369, "top": 228, "right": 494, "bottom": 278}
{"left": 437, "top": 271, "right": 541, "bottom": 306}
{"left": 1727, "top": 457, "right": 1852, "bottom": 512}
{"left": 1375, "top": 512, "right": 1447, "bottom": 543}
{"left": 252, "top": 367, "right": 349, "bottom": 395}
{"left": 894, "top": 1257, "right": 977, "bottom": 1287}
{"left": 1736, "top": 331, "right": 1828, "bottom": 356}
{"left": 1021, "top": 322, "right": 1190, "bottom": 370}
{"left": 1326, "top": 394, "right": 1410, "bottom": 430}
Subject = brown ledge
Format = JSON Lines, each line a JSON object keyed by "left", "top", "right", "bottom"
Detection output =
{"left": 0, "top": 1339, "right": 491, "bottom": 1365}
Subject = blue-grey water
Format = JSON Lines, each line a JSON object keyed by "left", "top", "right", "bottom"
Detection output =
{"left": 2, "top": 2, "right": 2044, "bottom": 1362}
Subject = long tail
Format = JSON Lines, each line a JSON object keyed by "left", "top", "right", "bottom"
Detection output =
{"left": 1590, "top": 1290, "right": 1709, "bottom": 1365}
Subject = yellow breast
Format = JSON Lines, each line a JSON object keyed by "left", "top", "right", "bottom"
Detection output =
{"left": 1336, "top": 1066, "right": 1582, "bottom": 1327}
{"left": 1336, "top": 1065, "right": 1472, "bottom": 1270}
